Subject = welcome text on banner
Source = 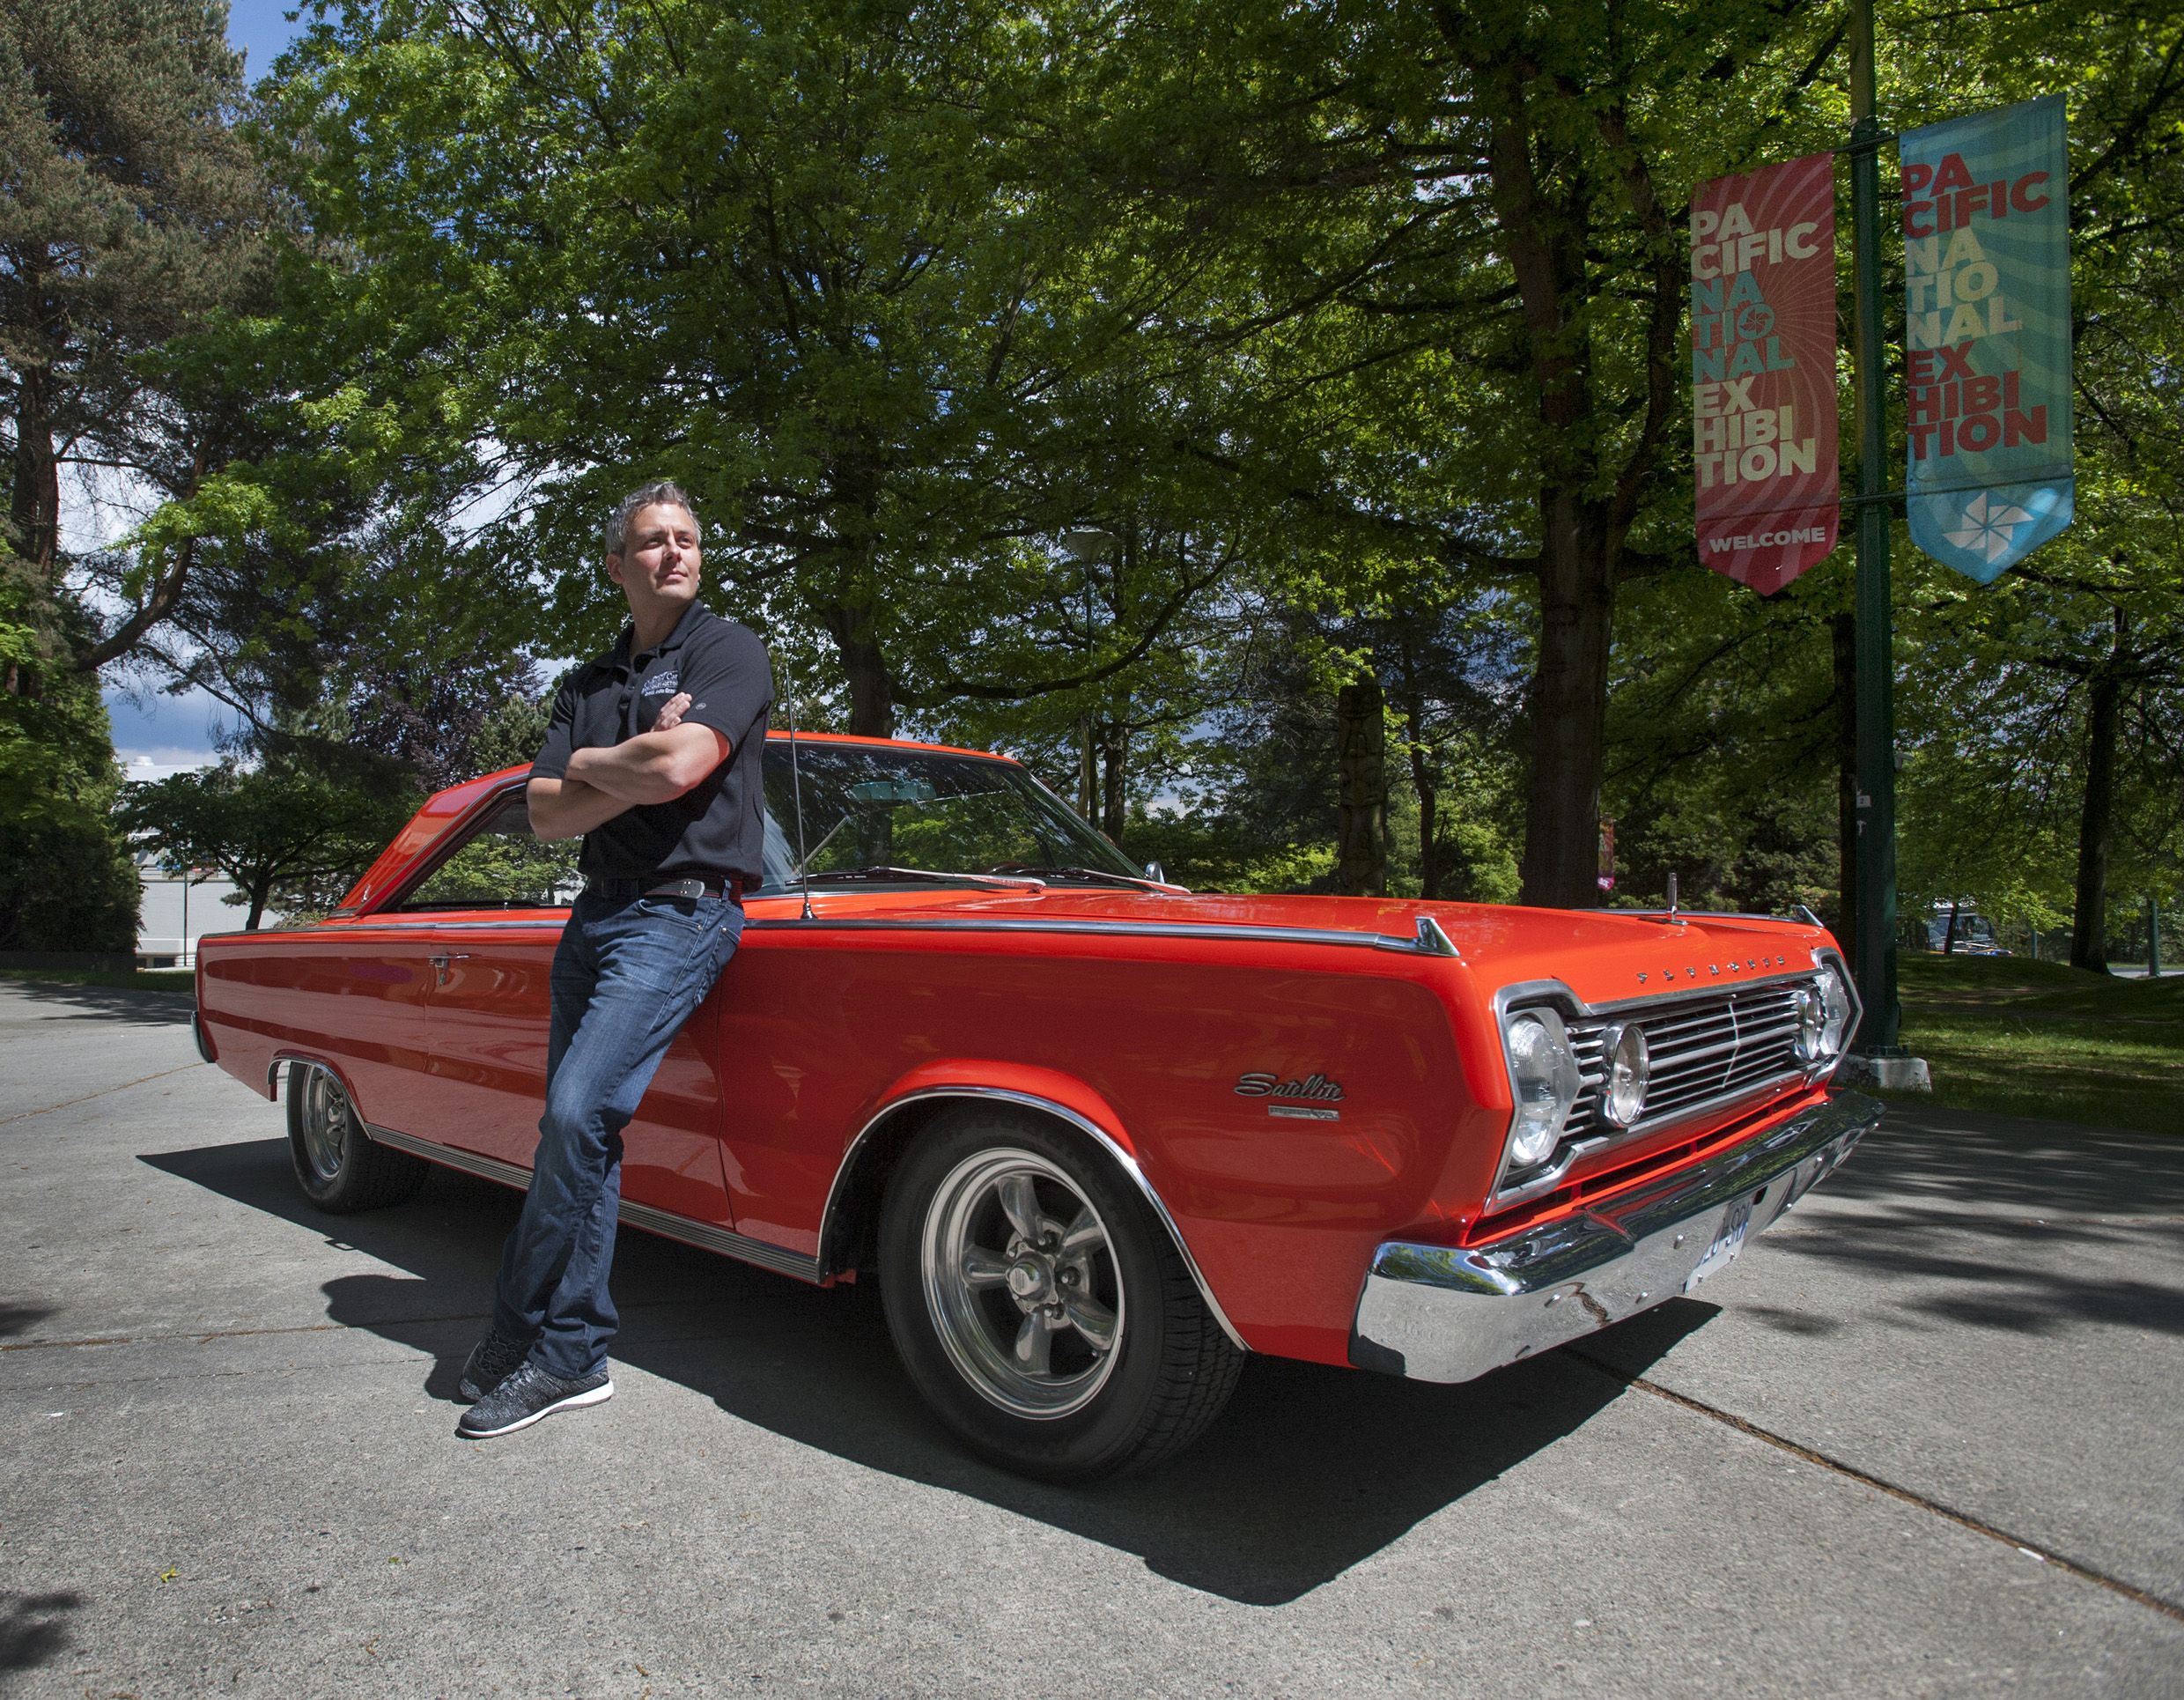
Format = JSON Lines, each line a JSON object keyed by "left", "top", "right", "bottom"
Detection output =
{"left": 1689, "top": 152, "right": 1841, "bottom": 595}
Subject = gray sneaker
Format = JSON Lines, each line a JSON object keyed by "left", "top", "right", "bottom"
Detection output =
{"left": 456, "top": 1361, "right": 614, "bottom": 1439}
{"left": 457, "top": 1328, "right": 533, "bottom": 1402}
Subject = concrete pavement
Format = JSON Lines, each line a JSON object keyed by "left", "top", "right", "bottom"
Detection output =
{"left": 2, "top": 979, "right": 2179, "bottom": 1696}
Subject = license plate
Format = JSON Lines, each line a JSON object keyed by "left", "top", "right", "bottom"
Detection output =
{"left": 1683, "top": 1199, "right": 1752, "bottom": 1292}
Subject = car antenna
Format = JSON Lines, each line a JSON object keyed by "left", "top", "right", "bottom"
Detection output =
{"left": 787, "top": 654, "right": 814, "bottom": 922}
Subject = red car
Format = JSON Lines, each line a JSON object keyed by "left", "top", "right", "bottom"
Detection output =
{"left": 195, "top": 732, "right": 1879, "bottom": 1480}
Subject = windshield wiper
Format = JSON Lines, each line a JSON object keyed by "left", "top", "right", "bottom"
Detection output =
{"left": 800, "top": 866, "right": 1046, "bottom": 891}
{"left": 1021, "top": 866, "right": 1182, "bottom": 891}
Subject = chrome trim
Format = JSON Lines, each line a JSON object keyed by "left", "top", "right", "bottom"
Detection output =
{"left": 1350, "top": 1091, "right": 1883, "bottom": 1383}
{"left": 365, "top": 1120, "right": 529, "bottom": 1186}
{"left": 745, "top": 914, "right": 1456, "bottom": 957}
{"left": 1485, "top": 950, "right": 1855, "bottom": 1209}
{"left": 360, "top": 1123, "right": 824, "bottom": 1283}
{"left": 818, "top": 1086, "right": 1251, "bottom": 1354}
{"left": 1622, "top": 908, "right": 1827, "bottom": 928}
{"left": 1408, "top": 915, "right": 1461, "bottom": 957}
{"left": 269, "top": 1051, "right": 340, "bottom": 1102}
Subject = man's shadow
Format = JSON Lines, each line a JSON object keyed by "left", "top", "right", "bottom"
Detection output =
{"left": 142, "top": 1136, "right": 1711, "bottom": 1604}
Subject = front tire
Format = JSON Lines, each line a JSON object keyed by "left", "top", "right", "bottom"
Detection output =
{"left": 285, "top": 1062, "right": 428, "bottom": 1213}
{"left": 878, "top": 1108, "right": 1242, "bottom": 1482}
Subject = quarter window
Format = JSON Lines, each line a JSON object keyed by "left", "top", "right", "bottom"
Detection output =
{"left": 395, "top": 792, "right": 583, "bottom": 911}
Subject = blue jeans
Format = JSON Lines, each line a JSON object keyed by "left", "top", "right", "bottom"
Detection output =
{"left": 491, "top": 889, "right": 744, "bottom": 1378}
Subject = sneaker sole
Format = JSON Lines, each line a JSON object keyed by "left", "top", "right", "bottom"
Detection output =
{"left": 456, "top": 1378, "right": 614, "bottom": 1439}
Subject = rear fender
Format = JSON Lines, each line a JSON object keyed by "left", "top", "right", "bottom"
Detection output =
{"left": 265, "top": 1051, "right": 368, "bottom": 1121}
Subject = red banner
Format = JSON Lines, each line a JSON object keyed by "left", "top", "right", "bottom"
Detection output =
{"left": 1689, "top": 153, "right": 1840, "bottom": 594}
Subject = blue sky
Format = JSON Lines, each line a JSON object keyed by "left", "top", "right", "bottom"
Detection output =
{"left": 226, "top": 0, "right": 311, "bottom": 82}
{"left": 104, "top": 4, "right": 314, "bottom": 768}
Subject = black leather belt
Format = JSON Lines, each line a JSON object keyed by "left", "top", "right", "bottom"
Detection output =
{"left": 587, "top": 875, "right": 748, "bottom": 904}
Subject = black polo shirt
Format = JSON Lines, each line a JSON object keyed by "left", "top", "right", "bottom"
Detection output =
{"left": 530, "top": 601, "right": 773, "bottom": 883}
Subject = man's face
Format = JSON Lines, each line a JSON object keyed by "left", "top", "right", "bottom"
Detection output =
{"left": 607, "top": 502, "right": 702, "bottom": 626}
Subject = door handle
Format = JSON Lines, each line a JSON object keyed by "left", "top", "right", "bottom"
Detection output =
{"left": 427, "top": 953, "right": 471, "bottom": 986}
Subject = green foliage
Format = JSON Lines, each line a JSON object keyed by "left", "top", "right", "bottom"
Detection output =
{"left": 465, "top": 691, "right": 553, "bottom": 779}
{"left": 0, "top": 570, "right": 139, "bottom": 951}
{"left": 114, "top": 758, "right": 416, "bottom": 929}
{"left": 39, "top": 0, "right": 2166, "bottom": 959}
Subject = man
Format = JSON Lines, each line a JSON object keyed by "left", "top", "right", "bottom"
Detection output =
{"left": 455, "top": 480, "right": 772, "bottom": 1439}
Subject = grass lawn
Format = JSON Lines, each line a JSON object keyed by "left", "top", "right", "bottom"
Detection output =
{"left": 0, "top": 966, "right": 196, "bottom": 994}
{"left": 1888, "top": 952, "right": 2184, "bottom": 1135}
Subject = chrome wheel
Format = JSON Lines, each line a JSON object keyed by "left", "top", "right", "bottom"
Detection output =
{"left": 295, "top": 1065, "right": 353, "bottom": 1184}
{"left": 919, "top": 1147, "right": 1124, "bottom": 1419}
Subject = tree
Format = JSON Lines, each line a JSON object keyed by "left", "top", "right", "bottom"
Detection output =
{"left": 0, "top": 0, "right": 269, "bottom": 676}
{"left": 259, "top": 0, "right": 1262, "bottom": 743}
{"left": 115, "top": 761, "right": 414, "bottom": 929}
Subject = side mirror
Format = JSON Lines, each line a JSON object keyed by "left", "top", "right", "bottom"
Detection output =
{"left": 1143, "top": 861, "right": 1167, "bottom": 884}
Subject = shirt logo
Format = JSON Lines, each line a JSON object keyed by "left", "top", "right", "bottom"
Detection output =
{"left": 640, "top": 671, "right": 680, "bottom": 698}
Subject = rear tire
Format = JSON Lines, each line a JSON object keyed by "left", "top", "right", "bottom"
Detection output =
{"left": 878, "top": 1107, "right": 1241, "bottom": 1482}
{"left": 285, "top": 1061, "right": 429, "bottom": 1213}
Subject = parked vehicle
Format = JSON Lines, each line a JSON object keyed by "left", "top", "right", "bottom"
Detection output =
{"left": 194, "top": 733, "right": 1880, "bottom": 1480}
{"left": 1918, "top": 903, "right": 2011, "bottom": 955}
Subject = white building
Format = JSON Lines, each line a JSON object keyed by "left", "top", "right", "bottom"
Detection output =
{"left": 134, "top": 861, "right": 253, "bottom": 967}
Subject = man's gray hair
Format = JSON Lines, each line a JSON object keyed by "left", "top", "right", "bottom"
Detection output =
{"left": 605, "top": 480, "right": 702, "bottom": 558}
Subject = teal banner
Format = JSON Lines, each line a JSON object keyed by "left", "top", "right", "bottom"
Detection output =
{"left": 1900, "top": 94, "right": 2072, "bottom": 583}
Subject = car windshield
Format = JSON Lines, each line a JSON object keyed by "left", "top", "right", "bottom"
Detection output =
{"left": 756, "top": 743, "right": 1140, "bottom": 892}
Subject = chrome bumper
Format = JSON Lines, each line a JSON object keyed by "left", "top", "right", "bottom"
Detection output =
{"left": 1349, "top": 1090, "right": 1883, "bottom": 1383}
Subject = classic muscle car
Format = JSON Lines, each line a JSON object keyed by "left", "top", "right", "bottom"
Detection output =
{"left": 194, "top": 731, "right": 1881, "bottom": 1480}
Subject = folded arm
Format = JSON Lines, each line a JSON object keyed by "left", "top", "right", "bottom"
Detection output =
{"left": 526, "top": 775, "right": 631, "bottom": 842}
{"left": 524, "top": 693, "right": 730, "bottom": 843}
{"left": 565, "top": 720, "right": 730, "bottom": 806}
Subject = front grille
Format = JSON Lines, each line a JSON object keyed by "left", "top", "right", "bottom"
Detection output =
{"left": 1558, "top": 979, "right": 1810, "bottom": 1144}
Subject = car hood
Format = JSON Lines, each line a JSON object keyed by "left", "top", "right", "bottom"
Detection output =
{"left": 792, "top": 884, "right": 1840, "bottom": 1010}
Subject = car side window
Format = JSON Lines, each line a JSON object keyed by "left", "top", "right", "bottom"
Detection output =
{"left": 396, "top": 792, "right": 583, "bottom": 911}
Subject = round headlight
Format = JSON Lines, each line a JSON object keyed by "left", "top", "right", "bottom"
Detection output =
{"left": 1816, "top": 964, "right": 1855, "bottom": 1058}
{"left": 1505, "top": 1009, "right": 1581, "bottom": 1170}
{"left": 1600, "top": 1021, "right": 1650, "bottom": 1127}
{"left": 1791, "top": 987, "right": 1825, "bottom": 1064}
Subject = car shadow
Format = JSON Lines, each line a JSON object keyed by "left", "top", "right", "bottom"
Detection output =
{"left": 140, "top": 1137, "right": 1706, "bottom": 1605}
{"left": 1745, "top": 1104, "right": 2184, "bottom": 1339}
{"left": 0, "top": 979, "right": 194, "bottom": 1024}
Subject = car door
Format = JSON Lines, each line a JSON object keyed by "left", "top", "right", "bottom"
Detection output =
{"left": 391, "top": 786, "right": 737, "bottom": 1228}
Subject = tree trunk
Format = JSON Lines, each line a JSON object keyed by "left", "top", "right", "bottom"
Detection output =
{"left": 245, "top": 876, "right": 271, "bottom": 931}
{"left": 1944, "top": 898, "right": 1960, "bottom": 955}
{"left": 1333, "top": 673, "right": 1388, "bottom": 896}
{"left": 823, "top": 598, "right": 896, "bottom": 737}
{"left": 10, "top": 359, "right": 61, "bottom": 580}
{"left": 2070, "top": 667, "right": 2122, "bottom": 974}
{"left": 1403, "top": 692, "right": 1438, "bottom": 900}
{"left": 1833, "top": 610, "right": 1858, "bottom": 959}
{"left": 1519, "top": 505, "right": 1613, "bottom": 908}
{"left": 1098, "top": 721, "right": 1127, "bottom": 847}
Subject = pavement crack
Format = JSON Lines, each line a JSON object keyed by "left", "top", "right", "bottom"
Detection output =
{"left": 0, "top": 1063, "right": 203, "bottom": 1127}
{"left": 1571, "top": 1347, "right": 2184, "bottom": 1624}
